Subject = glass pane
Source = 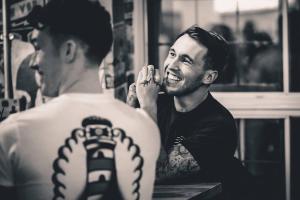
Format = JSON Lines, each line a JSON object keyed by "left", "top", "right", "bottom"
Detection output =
{"left": 288, "top": 3, "right": 300, "bottom": 92}
{"left": 291, "top": 117, "right": 300, "bottom": 200}
{"left": 243, "top": 119, "right": 285, "bottom": 200}
{"left": 0, "top": 48, "right": 3, "bottom": 97}
{"left": 159, "top": 0, "right": 284, "bottom": 91}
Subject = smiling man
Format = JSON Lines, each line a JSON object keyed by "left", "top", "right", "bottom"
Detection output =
{"left": 127, "top": 26, "right": 254, "bottom": 200}
{"left": 0, "top": 0, "right": 160, "bottom": 199}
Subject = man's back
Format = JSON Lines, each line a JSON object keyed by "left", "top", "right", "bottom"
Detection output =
{"left": 0, "top": 93, "right": 160, "bottom": 200}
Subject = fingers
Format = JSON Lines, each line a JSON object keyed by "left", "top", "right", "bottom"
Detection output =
{"left": 147, "top": 65, "right": 155, "bottom": 83}
{"left": 149, "top": 65, "right": 162, "bottom": 85}
{"left": 137, "top": 66, "right": 148, "bottom": 84}
{"left": 128, "top": 83, "right": 136, "bottom": 93}
{"left": 154, "top": 69, "right": 161, "bottom": 85}
{"left": 138, "top": 65, "right": 160, "bottom": 85}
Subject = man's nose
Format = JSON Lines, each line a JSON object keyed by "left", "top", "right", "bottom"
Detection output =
{"left": 167, "top": 58, "right": 179, "bottom": 71}
{"left": 29, "top": 52, "right": 40, "bottom": 70}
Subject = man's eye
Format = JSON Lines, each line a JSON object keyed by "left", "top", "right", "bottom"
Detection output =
{"left": 169, "top": 51, "right": 175, "bottom": 57}
{"left": 182, "top": 58, "right": 192, "bottom": 65}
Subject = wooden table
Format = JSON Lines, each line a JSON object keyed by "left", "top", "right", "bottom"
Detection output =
{"left": 153, "top": 182, "right": 222, "bottom": 200}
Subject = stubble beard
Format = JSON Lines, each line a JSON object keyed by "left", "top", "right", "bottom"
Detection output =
{"left": 162, "top": 78, "right": 205, "bottom": 97}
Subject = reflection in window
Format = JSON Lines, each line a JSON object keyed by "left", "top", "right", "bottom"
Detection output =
{"left": 243, "top": 119, "right": 285, "bottom": 200}
{"left": 287, "top": 8, "right": 300, "bottom": 92}
{"left": 155, "top": 0, "right": 298, "bottom": 91}
{"left": 291, "top": 117, "right": 300, "bottom": 199}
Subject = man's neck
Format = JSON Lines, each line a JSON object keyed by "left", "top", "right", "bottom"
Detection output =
{"left": 174, "top": 86, "right": 209, "bottom": 112}
{"left": 59, "top": 67, "right": 103, "bottom": 95}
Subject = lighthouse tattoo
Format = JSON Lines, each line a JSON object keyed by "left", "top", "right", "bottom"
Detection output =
{"left": 52, "top": 116, "right": 144, "bottom": 200}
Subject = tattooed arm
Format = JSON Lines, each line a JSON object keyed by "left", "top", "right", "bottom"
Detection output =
{"left": 155, "top": 137, "right": 201, "bottom": 183}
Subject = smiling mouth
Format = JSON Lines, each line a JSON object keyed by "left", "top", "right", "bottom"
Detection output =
{"left": 166, "top": 72, "right": 182, "bottom": 83}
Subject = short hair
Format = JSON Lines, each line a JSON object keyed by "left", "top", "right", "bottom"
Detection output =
{"left": 176, "top": 25, "right": 229, "bottom": 72}
{"left": 27, "top": 0, "right": 113, "bottom": 65}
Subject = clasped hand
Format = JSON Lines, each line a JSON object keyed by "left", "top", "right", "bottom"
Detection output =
{"left": 136, "top": 65, "right": 161, "bottom": 107}
{"left": 126, "top": 65, "right": 161, "bottom": 121}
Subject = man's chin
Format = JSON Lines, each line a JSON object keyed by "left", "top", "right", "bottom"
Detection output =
{"left": 163, "top": 81, "right": 191, "bottom": 96}
{"left": 164, "top": 86, "right": 181, "bottom": 96}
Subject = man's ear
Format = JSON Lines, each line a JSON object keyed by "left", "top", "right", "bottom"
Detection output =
{"left": 203, "top": 70, "right": 218, "bottom": 84}
{"left": 60, "top": 39, "right": 77, "bottom": 63}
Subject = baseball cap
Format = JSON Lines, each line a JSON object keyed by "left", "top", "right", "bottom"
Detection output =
{"left": 27, "top": 0, "right": 113, "bottom": 62}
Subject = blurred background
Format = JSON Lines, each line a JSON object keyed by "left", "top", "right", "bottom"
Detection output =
{"left": 1, "top": 0, "right": 300, "bottom": 200}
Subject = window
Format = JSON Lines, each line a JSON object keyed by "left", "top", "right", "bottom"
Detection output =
{"left": 156, "top": 0, "right": 298, "bottom": 91}
{"left": 236, "top": 119, "right": 285, "bottom": 200}
{"left": 291, "top": 117, "right": 300, "bottom": 200}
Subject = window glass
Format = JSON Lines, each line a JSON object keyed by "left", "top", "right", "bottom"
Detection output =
{"left": 291, "top": 117, "right": 300, "bottom": 199}
{"left": 288, "top": 2, "right": 300, "bottom": 92}
{"left": 243, "top": 119, "right": 285, "bottom": 200}
{"left": 157, "top": 0, "right": 299, "bottom": 91}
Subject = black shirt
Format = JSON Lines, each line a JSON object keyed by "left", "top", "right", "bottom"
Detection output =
{"left": 157, "top": 92, "right": 254, "bottom": 199}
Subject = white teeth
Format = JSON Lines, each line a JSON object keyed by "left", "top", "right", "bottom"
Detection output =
{"left": 168, "top": 73, "right": 180, "bottom": 81}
